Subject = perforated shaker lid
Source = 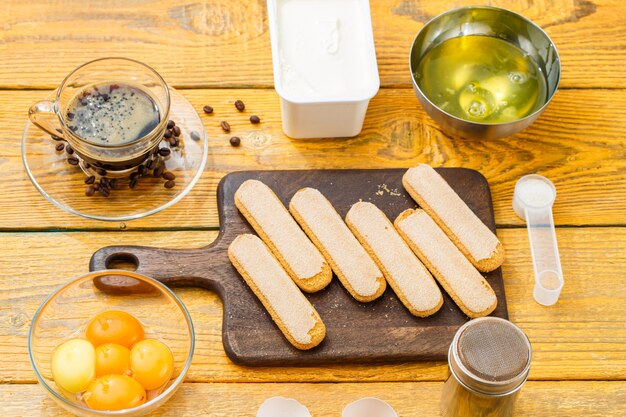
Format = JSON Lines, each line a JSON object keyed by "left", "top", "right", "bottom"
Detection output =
{"left": 449, "top": 317, "right": 532, "bottom": 396}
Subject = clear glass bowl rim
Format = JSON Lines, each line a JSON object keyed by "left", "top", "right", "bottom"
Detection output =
{"left": 28, "top": 270, "right": 195, "bottom": 415}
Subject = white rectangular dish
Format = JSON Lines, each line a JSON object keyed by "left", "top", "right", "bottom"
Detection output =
{"left": 267, "top": 0, "right": 380, "bottom": 139}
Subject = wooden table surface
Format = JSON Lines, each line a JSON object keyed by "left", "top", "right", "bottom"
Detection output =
{"left": 1, "top": 0, "right": 625, "bottom": 415}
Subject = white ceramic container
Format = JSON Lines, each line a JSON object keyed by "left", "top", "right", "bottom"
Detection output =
{"left": 267, "top": 0, "right": 380, "bottom": 138}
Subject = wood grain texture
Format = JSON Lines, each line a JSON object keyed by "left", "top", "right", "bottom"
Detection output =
{"left": 88, "top": 169, "right": 509, "bottom": 365}
{"left": 0, "top": 0, "right": 624, "bottom": 89}
{"left": 1, "top": 227, "right": 624, "bottom": 383}
{"left": 0, "top": 381, "right": 624, "bottom": 417}
{"left": 2, "top": 88, "right": 626, "bottom": 230}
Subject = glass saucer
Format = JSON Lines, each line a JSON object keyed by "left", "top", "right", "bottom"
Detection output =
{"left": 22, "top": 87, "right": 207, "bottom": 221}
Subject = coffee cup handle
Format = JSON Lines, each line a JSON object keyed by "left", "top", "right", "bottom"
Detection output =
{"left": 28, "top": 100, "right": 64, "bottom": 138}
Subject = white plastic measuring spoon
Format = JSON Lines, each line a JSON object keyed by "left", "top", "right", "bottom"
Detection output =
{"left": 513, "top": 174, "right": 564, "bottom": 306}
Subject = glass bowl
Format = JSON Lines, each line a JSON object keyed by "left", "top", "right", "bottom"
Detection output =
{"left": 28, "top": 270, "right": 195, "bottom": 416}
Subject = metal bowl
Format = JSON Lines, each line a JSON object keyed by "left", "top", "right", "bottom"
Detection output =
{"left": 409, "top": 6, "right": 560, "bottom": 140}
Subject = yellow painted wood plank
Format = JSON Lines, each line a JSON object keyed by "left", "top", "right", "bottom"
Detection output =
{"left": 2, "top": 88, "right": 625, "bottom": 230}
{"left": 0, "top": 381, "right": 624, "bottom": 416}
{"left": 0, "top": 0, "right": 624, "bottom": 89}
{"left": 0, "top": 228, "right": 624, "bottom": 383}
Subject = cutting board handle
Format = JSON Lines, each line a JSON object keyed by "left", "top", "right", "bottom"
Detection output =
{"left": 89, "top": 238, "right": 231, "bottom": 295}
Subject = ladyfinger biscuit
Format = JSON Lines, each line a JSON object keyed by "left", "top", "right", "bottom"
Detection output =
{"left": 346, "top": 202, "right": 443, "bottom": 317}
{"left": 228, "top": 234, "right": 326, "bottom": 350}
{"left": 402, "top": 164, "right": 505, "bottom": 272}
{"left": 289, "top": 188, "right": 386, "bottom": 302}
{"left": 395, "top": 209, "right": 497, "bottom": 318}
{"left": 235, "top": 179, "right": 332, "bottom": 293}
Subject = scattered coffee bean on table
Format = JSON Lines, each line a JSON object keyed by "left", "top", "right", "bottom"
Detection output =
{"left": 221, "top": 121, "right": 231, "bottom": 132}
{"left": 100, "top": 186, "right": 110, "bottom": 197}
{"left": 146, "top": 159, "right": 155, "bottom": 169}
{"left": 129, "top": 178, "right": 138, "bottom": 189}
{"left": 67, "top": 157, "right": 79, "bottom": 166}
{"left": 230, "top": 136, "right": 241, "bottom": 146}
{"left": 159, "top": 148, "right": 171, "bottom": 157}
{"left": 234, "top": 100, "right": 245, "bottom": 111}
{"left": 190, "top": 131, "right": 201, "bottom": 141}
{"left": 93, "top": 182, "right": 101, "bottom": 191}
{"left": 84, "top": 175, "right": 95, "bottom": 185}
{"left": 169, "top": 137, "right": 177, "bottom": 146}
{"left": 164, "top": 180, "right": 176, "bottom": 189}
{"left": 250, "top": 115, "right": 261, "bottom": 124}
{"left": 65, "top": 145, "right": 74, "bottom": 155}
{"left": 203, "top": 105, "right": 214, "bottom": 114}
{"left": 163, "top": 171, "right": 176, "bottom": 181}
{"left": 51, "top": 135, "right": 63, "bottom": 141}
{"left": 138, "top": 165, "right": 148, "bottom": 176}
{"left": 96, "top": 168, "right": 107, "bottom": 176}
{"left": 55, "top": 143, "right": 65, "bottom": 152}
{"left": 173, "top": 126, "right": 181, "bottom": 137}
{"left": 153, "top": 165, "right": 165, "bottom": 178}
{"left": 85, "top": 186, "right": 95, "bottom": 196}
{"left": 167, "top": 120, "right": 176, "bottom": 129}
{"left": 164, "top": 130, "right": 172, "bottom": 139}
{"left": 100, "top": 178, "right": 109, "bottom": 188}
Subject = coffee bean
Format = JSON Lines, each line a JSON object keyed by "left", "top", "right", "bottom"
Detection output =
{"left": 67, "top": 156, "right": 79, "bottom": 165}
{"left": 173, "top": 138, "right": 180, "bottom": 147}
{"left": 203, "top": 105, "right": 213, "bottom": 114}
{"left": 138, "top": 165, "right": 148, "bottom": 176}
{"left": 55, "top": 128, "right": 63, "bottom": 134}
{"left": 84, "top": 175, "right": 95, "bottom": 185}
{"left": 164, "top": 180, "right": 176, "bottom": 189}
{"left": 229, "top": 136, "right": 241, "bottom": 146}
{"left": 164, "top": 130, "right": 172, "bottom": 139}
{"left": 108, "top": 179, "right": 118, "bottom": 189}
{"left": 190, "top": 131, "right": 201, "bottom": 141}
{"left": 234, "top": 100, "right": 245, "bottom": 111}
{"left": 130, "top": 172, "right": 139, "bottom": 181}
{"left": 65, "top": 145, "right": 74, "bottom": 155}
{"left": 96, "top": 168, "right": 107, "bottom": 176}
{"left": 55, "top": 143, "right": 65, "bottom": 152}
{"left": 84, "top": 162, "right": 91, "bottom": 169}
{"left": 51, "top": 135, "right": 64, "bottom": 141}
{"left": 158, "top": 148, "right": 171, "bottom": 157}
{"left": 153, "top": 165, "right": 165, "bottom": 178}
{"left": 129, "top": 178, "right": 138, "bottom": 189}
{"left": 221, "top": 121, "right": 231, "bottom": 132}
{"left": 173, "top": 126, "right": 181, "bottom": 137}
{"left": 100, "top": 177, "right": 109, "bottom": 188}
{"left": 250, "top": 115, "right": 261, "bottom": 124}
{"left": 146, "top": 159, "right": 155, "bottom": 169}
{"left": 169, "top": 137, "right": 177, "bottom": 146}
{"left": 93, "top": 182, "right": 101, "bottom": 191}
{"left": 100, "top": 186, "right": 110, "bottom": 197}
{"left": 167, "top": 120, "right": 175, "bottom": 129}
{"left": 153, "top": 147, "right": 160, "bottom": 156}
{"left": 163, "top": 171, "right": 176, "bottom": 181}
{"left": 85, "top": 186, "right": 95, "bottom": 196}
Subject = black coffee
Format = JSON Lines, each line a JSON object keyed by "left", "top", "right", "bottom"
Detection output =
{"left": 66, "top": 82, "right": 160, "bottom": 145}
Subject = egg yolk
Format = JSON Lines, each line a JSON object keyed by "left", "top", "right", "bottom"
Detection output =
{"left": 130, "top": 339, "right": 174, "bottom": 390}
{"left": 83, "top": 374, "right": 146, "bottom": 411}
{"left": 86, "top": 310, "right": 144, "bottom": 348}
{"left": 51, "top": 338, "right": 96, "bottom": 394}
{"left": 95, "top": 343, "right": 131, "bottom": 377}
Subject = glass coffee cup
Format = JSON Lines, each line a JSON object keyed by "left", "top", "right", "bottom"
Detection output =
{"left": 28, "top": 57, "right": 170, "bottom": 174}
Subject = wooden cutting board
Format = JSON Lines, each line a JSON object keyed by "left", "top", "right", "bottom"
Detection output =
{"left": 89, "top": 168, "right": 508, "bottom": 365}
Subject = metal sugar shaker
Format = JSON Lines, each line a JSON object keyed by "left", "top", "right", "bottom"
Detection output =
{"left": 441, "top": 317, "right": 532, "bottom": 417}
